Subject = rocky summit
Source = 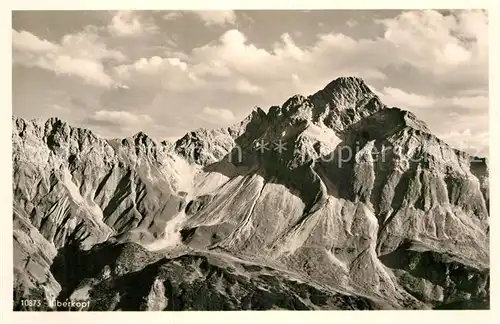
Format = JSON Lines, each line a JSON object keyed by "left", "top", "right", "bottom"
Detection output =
{"left": 12, "top": 76, "right": 489, "bottom": 311}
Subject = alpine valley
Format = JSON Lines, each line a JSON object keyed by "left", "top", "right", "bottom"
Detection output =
{"left": 12, "top": 77, "right": 489, "bottom": 311}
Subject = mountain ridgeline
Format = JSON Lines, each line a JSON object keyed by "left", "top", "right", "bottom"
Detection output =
{"left": 12, "top": 77, "right": 489, "bottom": 310}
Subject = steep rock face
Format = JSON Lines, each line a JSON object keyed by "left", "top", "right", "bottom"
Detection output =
{"left": 247, "top": 77, "right": 386, "bottom": 169}
{"left": 174, "top": 107, "right": 269, "bottom": 166}
{"left": 175, "top": 77, "right": 385, "bottom": 170}
{"left": 12, "top": 76, "right": 489, "bottom": 310}
{"left": 13, "top": 208, "right": 61, "bottom": 310}
{"left": 311, "top": 108, "right": 489, "bottom": 305}
{"left": 12, "top": 117, "right": 196, "bottom": 308}
{"left": 13, "top": 117, "right": 115, "bottom": 249}
{"left": 12, "top": 117, "right": 197, "bottom": 250}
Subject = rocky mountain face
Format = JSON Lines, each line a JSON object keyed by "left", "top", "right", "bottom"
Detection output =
{"left": 12, "top": 77, "right": 489, "bottom": 311}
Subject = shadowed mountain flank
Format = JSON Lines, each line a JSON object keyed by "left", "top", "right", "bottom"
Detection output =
{"left": 12, "top": 76, "right": 489, "bottom": 310}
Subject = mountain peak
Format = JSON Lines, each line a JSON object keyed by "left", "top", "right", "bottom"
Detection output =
{"left": 132, "top": 131, "right": 149, "bottom": 139}
{"left": 317, "top": 76, "right": 375, "bottom": 102}
{"left": 235, "top": 106, "right": 267, "bottom": 126}
{"left": 325, "top": 76, "right": 368, "bottom": 88}
{"left": 251, "top": 106, "right": 266, "bottom": 116}
{"left": 129, "top": 131, "right": 156, "bottom": 147}
{"left": 46, "top": 116, "right": 65, "bottom": 124}
{"left": 12, "top": 74, "right": 490, "bottom": 310}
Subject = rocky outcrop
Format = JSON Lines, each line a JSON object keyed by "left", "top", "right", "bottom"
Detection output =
{"left": 12, "top": 76, "right": 489, "bottom": 311}
{"left": 44, "top": 242, "right": 387, "bottom": 311}
{"left": 174, "top": 107, "right": 269, "bottom": 166}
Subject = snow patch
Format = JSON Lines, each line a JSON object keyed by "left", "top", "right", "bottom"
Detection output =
{"left": 159, "top": 153, "right": 200, "bottom": 196}
{"left": 301, "top": 123, "right": 342, "bottom": 157}
{"left": 145, "top": 210, "right": 188, "bottom": 251}
{"left": 362, "top": 204, "right": 379, "bottom": 238}
{"left": 303, "top": 123, "right": 340, "bottom": 146}
{"left": 62, "top": 168, "right": 84, "bottom": 206}
{"left": 145, "top": 182, "right": 195, "bottom": 252}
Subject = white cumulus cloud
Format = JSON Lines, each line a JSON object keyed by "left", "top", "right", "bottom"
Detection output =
{"left": 12, "top": 29, "right": 126, "bottom": 87}
{"left": 85, "top": 110, "right": 154, "bottom": 127}
{"left": 107, "top": 11, "right": 159, "bottom": 37}
{"left": 200, "top": 107, "right": 236, "bottom": 123}
{"left": 193, "top": 10, "right": 237, "bottom": 26}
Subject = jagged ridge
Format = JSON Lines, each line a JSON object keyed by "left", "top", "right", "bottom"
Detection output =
{"left": 12, "top": 76, "right": 489, "bottom": 311}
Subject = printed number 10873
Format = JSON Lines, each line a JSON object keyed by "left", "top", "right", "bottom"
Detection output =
{"left": 21, "top": 300, "right": 42, "bottom": 307}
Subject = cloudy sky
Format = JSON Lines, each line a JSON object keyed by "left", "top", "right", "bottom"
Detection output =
{"left": 12, "top": 10, "right": 489, "bottom": 156}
